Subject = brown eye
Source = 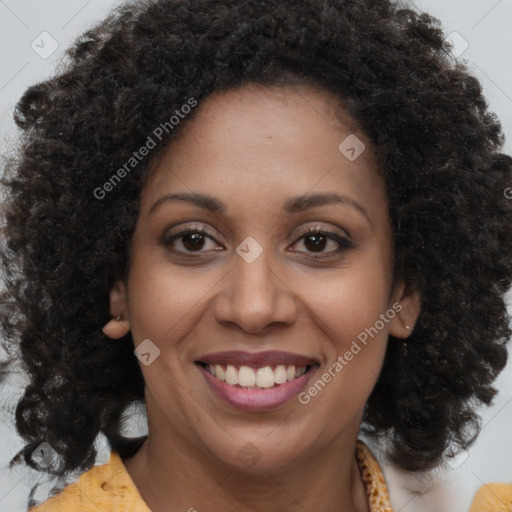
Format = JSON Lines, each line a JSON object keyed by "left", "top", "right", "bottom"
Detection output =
{"left": 181, "top": 232, "right": 207, "bottom": 251}
{"left": 163, "top": 228, "right": 221, "bottom": 254}
{"left": 291, "top": 228, "right": 354, "bottom": 257}
{"left": 303, "top": 232, "right": 329, "bottom": 252}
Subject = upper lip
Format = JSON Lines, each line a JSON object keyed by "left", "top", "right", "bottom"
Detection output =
{"left": 196, "top": 350, "right": 320, "bottom": 367}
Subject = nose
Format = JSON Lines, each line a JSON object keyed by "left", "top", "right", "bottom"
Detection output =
{"left": 213, "top": 249, "right": 298, "bottom": 334}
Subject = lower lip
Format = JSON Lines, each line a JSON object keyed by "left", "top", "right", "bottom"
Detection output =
{"left": 197, "top": 364, "right": 319, "bottom": 412}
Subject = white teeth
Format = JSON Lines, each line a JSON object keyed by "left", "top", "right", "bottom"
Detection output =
{"left": 295, "top": 366, "right": 306, "bottom": 378}
{"left": 225, "top": 364, "right": 238, "bottom": 385}
{"left": 215, "top": 364, "right": 225, "bottom": 381}
{"left": 274, "top": 365, "right": 288, "bottom": 384}
{"left": 238, "top": 365, "right": 256, "bottom": 387}
{"left": 255, "top": 366, "right": 275, "bottom": 388}
{"left": 206, "top": 363, "right": 309, "bottom": 388}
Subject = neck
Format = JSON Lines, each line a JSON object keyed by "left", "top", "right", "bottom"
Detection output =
{"left": 123, "top": 422, "right": 370, "bottom": 512}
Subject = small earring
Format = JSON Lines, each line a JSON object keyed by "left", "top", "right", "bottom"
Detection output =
{"left": 116, "top": 315, "right": 122, "bottom": 321}
{"left": 401, "top": 318, "right": 411, "bottom": 331}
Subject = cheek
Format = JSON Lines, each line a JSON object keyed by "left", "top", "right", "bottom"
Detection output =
{"left": 296, "top": 270, "right": 392, "bottom": 419}
{"left": 126, "top": 249, "right": 214, "bottom": 345}
{"left": 305, "top": 259, "right": 392, "bottom": 340}
{"left": 297, "top": 253, "right": 393, "bottom": 395}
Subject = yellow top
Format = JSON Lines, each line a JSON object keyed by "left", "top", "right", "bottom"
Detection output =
{"left": 469, "top": 483, "right": 512, "bottom": 512}
{"left": 27, "top": 440, "right": 509, "bottom": 512}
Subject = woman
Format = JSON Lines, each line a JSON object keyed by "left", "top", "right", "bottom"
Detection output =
{"left": 1, "top": 0, "right": 511, "bottom": 510}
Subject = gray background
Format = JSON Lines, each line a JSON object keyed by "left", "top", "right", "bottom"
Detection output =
{"left": 1, "top": 1, "right": 511, "bottom": 511}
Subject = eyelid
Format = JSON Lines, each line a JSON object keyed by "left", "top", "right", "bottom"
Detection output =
{"left": 164, "top": 222, "right": 352, "bottom": 245}
{"left": 160, "top": 224, "right": 220, "bottom": 252}
{"left": 163, "top": 223, "right": 220, "bottom": 241}
{"left": 294, "top": 223, "right": 352, "bottom": 242}
{"left": 163, "top": 222, "right": 354, "bottom": 258}
{"left": 290, "top": 226, "right": 355, "bottom": 255}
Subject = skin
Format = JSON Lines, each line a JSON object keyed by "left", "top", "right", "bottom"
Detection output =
{"left": 103, "top": 83, "right": 421, "bottom": 512}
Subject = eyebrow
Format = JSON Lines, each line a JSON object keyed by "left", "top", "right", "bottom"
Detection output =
{"left": 149, "top": 191, "right": 371, "bottom": 223}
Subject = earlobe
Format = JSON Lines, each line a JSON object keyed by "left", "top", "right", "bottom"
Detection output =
{"left": 102, "top": 317, "right": 130, "bottom": 339}
{"left": 102, "top": 279, "right": 130, "bottom": 339}
{"left": 389, "top": 281, "right": 421, "bottom": 339}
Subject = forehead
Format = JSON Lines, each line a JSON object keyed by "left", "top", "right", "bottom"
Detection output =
{"left": 141, "top": 83, "right": 387, "bottom": 219}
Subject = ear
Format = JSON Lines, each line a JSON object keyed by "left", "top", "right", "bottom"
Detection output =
{"left": 388, "top": 280, "right": 421, "bottom": 339}
{"left": 102, "top": 279, "right": 131, "bottom": 339}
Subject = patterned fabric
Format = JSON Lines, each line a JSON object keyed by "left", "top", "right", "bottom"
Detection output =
{"left": 356, "top": 440, "right": 393, "bottom": 512}
{"left": 469, "top": 483, "right": 512, "bottom": 512}
{"left": 29, "top": 451, "right": 150, "bottom": 512}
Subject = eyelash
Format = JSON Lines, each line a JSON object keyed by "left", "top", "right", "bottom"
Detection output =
{"left": 291, "top": 227, "right": 354, "bottom": 258}
{"left": 162, "top": 225, "right": 354, "bottom": 259}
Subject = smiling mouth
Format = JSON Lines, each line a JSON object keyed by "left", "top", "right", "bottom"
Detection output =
{"left": 195, "top": 362, "right": 319, "bottom": 390}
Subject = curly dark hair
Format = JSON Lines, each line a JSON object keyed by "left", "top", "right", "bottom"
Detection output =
{"left": 1, "top": 0, "right": 512, "bottom": 482}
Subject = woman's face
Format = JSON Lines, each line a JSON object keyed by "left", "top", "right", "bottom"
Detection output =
{"left": 111, "top": 83, "right": 415, "bottom": 472}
